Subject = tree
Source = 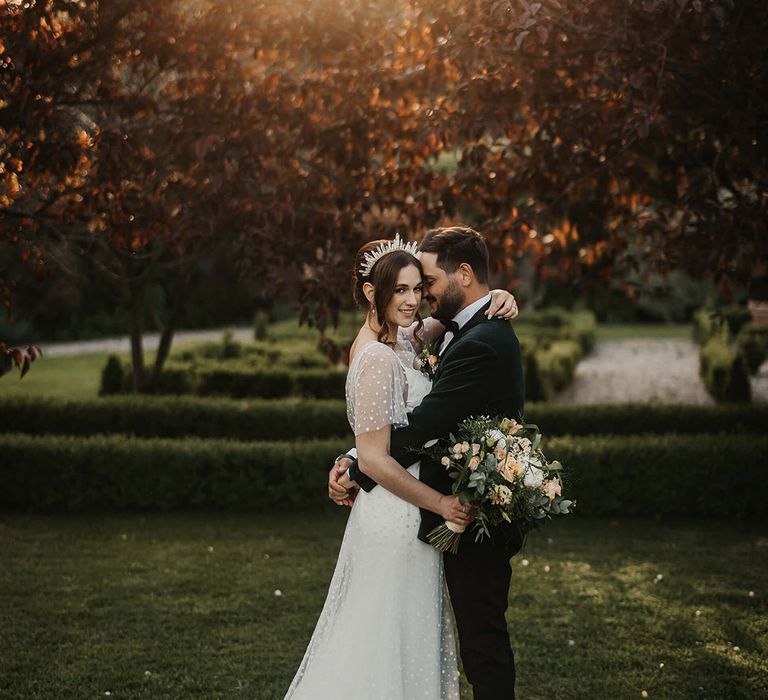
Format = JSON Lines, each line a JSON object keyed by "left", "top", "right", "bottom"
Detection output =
{"left": 419, "top": 0, "right": 767, "bottom": 297}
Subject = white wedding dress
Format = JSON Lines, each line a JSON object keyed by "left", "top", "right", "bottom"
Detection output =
{"left": 284, "top": 330, "right": 460, "bottom": 700}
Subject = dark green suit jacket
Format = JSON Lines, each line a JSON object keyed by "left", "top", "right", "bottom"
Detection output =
{"left": 349, "top": 301, "right": 525, "bottom": 548}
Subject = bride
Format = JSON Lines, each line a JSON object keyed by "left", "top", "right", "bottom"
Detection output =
{"left": 283, "top": 235, "right": 517, "bottom": 699}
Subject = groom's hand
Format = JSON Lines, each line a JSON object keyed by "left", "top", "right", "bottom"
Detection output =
{"left": 329, "top": 456, "right": 358, "bottom": 507}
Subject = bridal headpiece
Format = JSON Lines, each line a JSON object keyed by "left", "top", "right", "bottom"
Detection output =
{"left": 359, "top": 233, "right": 421, "bottom": 278}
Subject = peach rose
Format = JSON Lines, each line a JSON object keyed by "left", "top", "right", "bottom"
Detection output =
{"left": 543, "top": 477, "right": 562, "bottom": 501}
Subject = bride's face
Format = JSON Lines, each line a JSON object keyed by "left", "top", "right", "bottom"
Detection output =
{"left": 384, "top": 264, "right": 423, "bottom": 328}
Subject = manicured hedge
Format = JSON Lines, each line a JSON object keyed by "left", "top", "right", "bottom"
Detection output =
{"left": 1, "top": 432, "right": 765, "bottom": 517}
{"left": 3, "top": 396, "right": 767, "bottom": 440}
{"left": 0, "top": 395, "right": 351, "bottom": 440}
{"left": 101, "top": 310, "right": 597, "bottom": 401}
{"left": 0, "top": 433, "right": 348, "bottom": 512}
{"left": 101, "top": 355, "right": 347, "bottom": 399}
{"left": 546, "top": 433, "right": 768, "bottom": 518}
{"left": 525, "top": 403, "right": 768, "bottom": 436}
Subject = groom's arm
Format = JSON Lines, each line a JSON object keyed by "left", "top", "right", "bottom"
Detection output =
{"left": 348, "top": 339, "right": 501, "bottom": 491}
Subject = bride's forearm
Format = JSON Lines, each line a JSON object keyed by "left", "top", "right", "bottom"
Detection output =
{"left": 358, "top": 454, "right": 443, "bottom": 516}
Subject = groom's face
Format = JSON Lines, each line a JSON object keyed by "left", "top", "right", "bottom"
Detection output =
{"left": 420, "top": 252, "right": 466, "bottom": 322}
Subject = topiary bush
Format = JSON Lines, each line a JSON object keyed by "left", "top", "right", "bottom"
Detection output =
{"left": 699, "top": 331, "right": 751, "bottom": 402}
{"left": 99, "top": 355, "right": 127, "bottom": 395}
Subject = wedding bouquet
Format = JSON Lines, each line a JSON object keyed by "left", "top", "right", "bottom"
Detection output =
{"left": 421, "top": 416, "right": 574, "bottom": 553}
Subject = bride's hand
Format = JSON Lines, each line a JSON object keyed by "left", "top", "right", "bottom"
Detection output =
{"left": 487, "top": 289, "right": 519, "bottom": 320}
{"left": 438, "top": 495, "right": 473, "bottom": 526}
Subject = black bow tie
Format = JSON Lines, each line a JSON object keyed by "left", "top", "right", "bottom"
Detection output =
{"left": 443, "top": 320, "right": 460, "bottom": 335}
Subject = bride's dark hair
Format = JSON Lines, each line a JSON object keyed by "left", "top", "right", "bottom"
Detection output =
{"left": 353, "top": 240, "right": 424, "bottom": 346}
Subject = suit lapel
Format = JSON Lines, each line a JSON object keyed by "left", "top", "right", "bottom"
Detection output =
{"left": 434, "top": 301, "right": 493, "bottom": 380}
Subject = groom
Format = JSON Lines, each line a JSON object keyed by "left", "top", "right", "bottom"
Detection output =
{"left": 330, "top": 226, "right": 525, "bottom": 700}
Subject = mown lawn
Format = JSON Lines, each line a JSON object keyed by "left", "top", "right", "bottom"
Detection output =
{"left": 1, "top": 513, "right": 765, "bottom": 699}
{"left": 0, "top": 353, "right": 113, "bottom": 401}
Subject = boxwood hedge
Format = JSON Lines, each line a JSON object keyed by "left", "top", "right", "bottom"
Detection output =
{"left": 1, "top": 432, "right": 765, "bottom": 518}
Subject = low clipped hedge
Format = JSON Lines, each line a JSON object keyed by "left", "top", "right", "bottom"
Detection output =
{"left": 0, "top": 434, "right": 347, "bottom": 512}
{"left": 546, "top": 433, "right": 768, "bottom": 518}
{"left": 3, "top": 396, "right": 767, "bottom": 440}
{"left": 0, "top": 395, "right": 351, "bottom": 440}
{"left": 102, "top": 355, "right": 347, "bottom": 400}
{"left": 1, "top": 432, "right": 765, "bottom": 517}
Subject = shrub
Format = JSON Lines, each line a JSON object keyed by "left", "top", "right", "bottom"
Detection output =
{"left": 699, "top": 331, "right": 751, "bottom": 402}
{"left": 736, "top": 323, "right": 768, "bottom": 374}
{"left": 2, "top": 432, "right": 765, "bottom": 517}
{"left": 100, "top": 355, "right": 127, "bottom": 395}
{"left": 253, "top": 310, "right": 269, "bottom": 341}
{"left": 534, "top": 340, "right": 582, "bottom": 392}
{"left": 692, "top": 307, "right": 720, "bottom": 344}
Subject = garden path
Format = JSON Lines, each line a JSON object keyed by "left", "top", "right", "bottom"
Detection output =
{"left": 43, "top": 326, "right": 255, "bottom": 358}
{"left": 554, "top": 338, "right": 768, "bottom": 405}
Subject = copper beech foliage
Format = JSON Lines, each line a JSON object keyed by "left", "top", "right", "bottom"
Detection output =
{"left": 1, "top": 1, "right": 766, "bottom": 387}
{"left": 0, "top": 342, "right": 42, "bottom": 379}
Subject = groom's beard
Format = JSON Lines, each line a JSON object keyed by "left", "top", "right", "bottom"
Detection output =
{"left": 429, "top": 278, "right": 465, "bottom": 323}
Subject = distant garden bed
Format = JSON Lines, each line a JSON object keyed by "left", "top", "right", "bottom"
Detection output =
{"left": 98, "top": 309, "right": 597, "bottom": 402}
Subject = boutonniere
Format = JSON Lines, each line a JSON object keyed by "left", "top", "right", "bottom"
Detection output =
{"left": 418, "top": 341, "right": 440, "bottom": 380}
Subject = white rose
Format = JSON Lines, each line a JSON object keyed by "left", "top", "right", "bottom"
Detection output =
{"left": 523, "top": 465, "right": 544, "bottom": 489}
{"left": 485, "top": 429, "right": 506, "bottom": 449}
{"left": 441, "top": 456, "right": 451, "bottom": 467}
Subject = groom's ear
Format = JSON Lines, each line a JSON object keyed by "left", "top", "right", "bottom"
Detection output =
{"left": 362, "top": 282, "right": 375, "bottom": 305}
{"left": 457, "top": 262, "right": 475, "bottom": 287}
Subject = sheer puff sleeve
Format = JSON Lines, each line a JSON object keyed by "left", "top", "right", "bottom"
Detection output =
{"left": 345, "top": 342, "right": 409, "bottom": 436}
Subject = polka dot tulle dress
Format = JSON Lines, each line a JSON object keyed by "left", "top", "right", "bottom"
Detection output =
{"left": 284, "top": 331, "right": 459, "bottom": 700}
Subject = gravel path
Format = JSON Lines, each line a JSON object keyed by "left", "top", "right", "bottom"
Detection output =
{"left": 554, "top": 338, "right": 768, "bottom": 405}
{"left": 43, "top": 327, "right": 254, "bottom": 358}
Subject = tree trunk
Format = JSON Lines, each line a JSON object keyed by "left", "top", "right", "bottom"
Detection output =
{"left": 128, "top": 278, "right": 147, "bottom": 393}
{"left": 148, "top": 273, "right": 188, "bottom": 389}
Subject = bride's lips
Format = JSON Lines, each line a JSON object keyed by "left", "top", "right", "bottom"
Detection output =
{"left": 399, "top": 308, "right": 416, "bottom": 317}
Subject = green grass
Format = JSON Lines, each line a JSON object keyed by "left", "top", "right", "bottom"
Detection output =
{"left": 1, "top": 514, "right": 765, "bottom": 699}
{"left": 0, "top": 352, "right": 113, "bottom": 400}
{"left": 595, "top": 324, "right": 693, "bottom": 340}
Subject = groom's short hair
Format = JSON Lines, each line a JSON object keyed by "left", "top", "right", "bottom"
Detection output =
{"left": 419, "top": 226, "right": 490, "bottom": 283}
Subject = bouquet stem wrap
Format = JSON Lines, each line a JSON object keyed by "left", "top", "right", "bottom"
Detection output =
{"left": 428, "top": 521, "right": 466, "bottom": 554}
